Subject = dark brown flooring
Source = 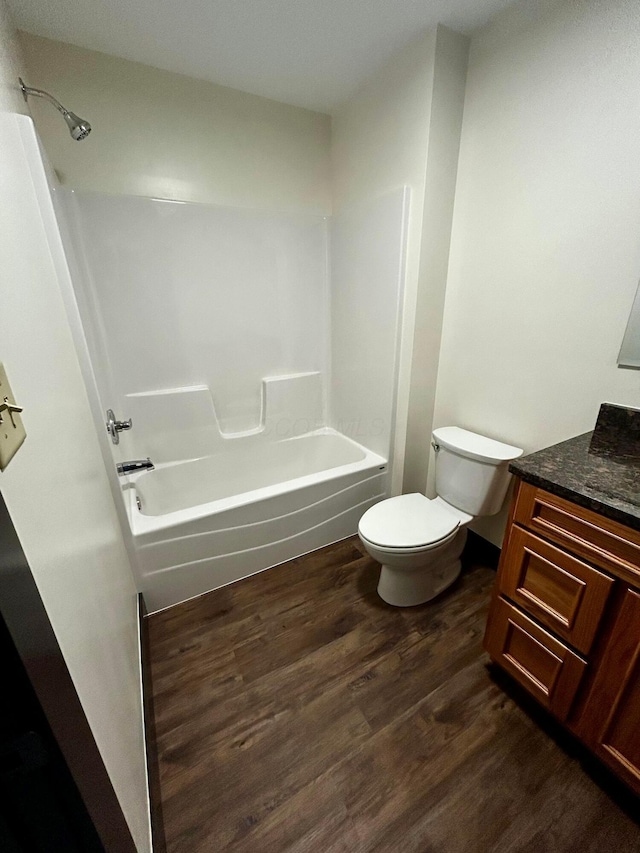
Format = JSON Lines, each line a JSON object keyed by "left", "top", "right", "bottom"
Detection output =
{"left": 146, "top": 536, "right": 640, "bottom": 853}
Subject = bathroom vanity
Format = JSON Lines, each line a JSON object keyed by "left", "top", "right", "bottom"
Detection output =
{"left": 484, "top": 407, "right": 640, "bottom": 796}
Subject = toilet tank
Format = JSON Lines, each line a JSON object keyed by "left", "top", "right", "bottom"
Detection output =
{"left": 432, "top": 427, "right": 523, "bottom": 517}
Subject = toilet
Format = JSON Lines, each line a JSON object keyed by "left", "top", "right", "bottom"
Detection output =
{"left": 358, "top": 426, "right": 523, "bottom": 607}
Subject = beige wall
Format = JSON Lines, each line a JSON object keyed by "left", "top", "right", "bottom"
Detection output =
{"left": 403, "top": 27, "right": 468, "bottom": 492}
{"left": 331, "top": 27, "right": 435, "bottom": 213}
{"left": 0, "top": 0, "right": 28, "bottom": 113}
{"left": 19, "top": 32, "right": 332, "bottom": 212}
{"left": 332, "top": 26, "right": 468, "bottom": 493}
{"left": 433, "top": 0, "right": 640, "bottom": 545}
{"left": 331, "top": 28, "right": 434, "bottom": 493}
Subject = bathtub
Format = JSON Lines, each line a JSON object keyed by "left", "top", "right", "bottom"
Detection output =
{"left": 125, "top": 429, "right": 388, "bottom": 612}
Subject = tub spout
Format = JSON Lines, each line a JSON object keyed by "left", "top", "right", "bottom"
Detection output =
{"left": 117, "top": 458, "right": 154, "bottom": 476}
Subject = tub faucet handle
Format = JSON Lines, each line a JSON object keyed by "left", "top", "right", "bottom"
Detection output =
{"left": 106, "top": 408, "right": 132, "bottom": 445}
{"left": 0, "top": 397, "right": 24, "bottom": 428}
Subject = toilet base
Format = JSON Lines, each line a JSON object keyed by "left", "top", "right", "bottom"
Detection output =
{"left": 376, "top": 529, "right": 467, "bottom": 607}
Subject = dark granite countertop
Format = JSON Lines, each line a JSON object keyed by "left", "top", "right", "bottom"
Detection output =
{"left": 510, "top": 431, "right": 640, "bottom": 532}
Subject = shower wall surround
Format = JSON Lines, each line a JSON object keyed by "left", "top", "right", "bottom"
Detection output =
{"left": 63, "top": 191, "right": 329, "bottom": 442}
{"left": 63, "top": 188, "right": 407, "bottom": 462}
{"left": 330, "top": 188, "right": 408, "bottom": 458}
{"left": 61, "top": 187, "right": 407, "bottom": 607}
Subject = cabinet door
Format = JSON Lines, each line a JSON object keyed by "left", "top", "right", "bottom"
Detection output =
{"left": 498, "top": 526, "right": 613, "bottom": 655}
{"left": 484, "top": 596, "right": 587, "bottom": 720}
{"left": 576, "top": 587, "right": 640, "bottom": 796}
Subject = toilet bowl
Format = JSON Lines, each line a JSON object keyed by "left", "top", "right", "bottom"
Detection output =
{"left": 358, "top": 494, "right": 471, "bottom": 607}
{"left": 358, "top": 427, "right": 523, "bottom": 607}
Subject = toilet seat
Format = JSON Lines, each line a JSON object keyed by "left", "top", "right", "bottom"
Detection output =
{"left": 358, "top": 493, "right": 460, "bottom": 550}
{"left": 358, "top": 530, "right": 458, "bottom": 555}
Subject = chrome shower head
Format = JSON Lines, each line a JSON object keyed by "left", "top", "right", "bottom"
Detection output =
{"left": 63, "top": 111, "right": 92, "bottom": 141}
{"left": 19, "top": 77, "right": 92, "bottom": 141}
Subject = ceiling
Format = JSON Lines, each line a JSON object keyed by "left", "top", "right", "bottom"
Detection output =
{"left": 9, "top": 0, "right": 516, "bottom": 113}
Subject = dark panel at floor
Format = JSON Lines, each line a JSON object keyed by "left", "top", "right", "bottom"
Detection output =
{"left": 146, "top": 535, "right": 640, "bottom": 852}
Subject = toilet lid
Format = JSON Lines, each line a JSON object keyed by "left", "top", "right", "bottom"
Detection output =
{"left": 358, "top": 493, "right": 460, "bottom": 549}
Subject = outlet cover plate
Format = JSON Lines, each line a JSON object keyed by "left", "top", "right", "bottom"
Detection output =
{"left": 0, "top": 363, "right": 26, "bottom": 471}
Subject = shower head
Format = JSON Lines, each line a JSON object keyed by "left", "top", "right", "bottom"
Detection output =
{"left": 19, "top": 77, "right": 92, "bottom": 141}
{"left": 62, "top": 111, "right": 92, "bottom": 141}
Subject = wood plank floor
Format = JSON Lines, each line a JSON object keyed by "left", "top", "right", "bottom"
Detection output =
{"left": 146, "top": 536, "right": 640, "bottom": 852}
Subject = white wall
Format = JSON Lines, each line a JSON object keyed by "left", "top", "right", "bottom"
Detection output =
{"left": 433, "top": 0, "right": 640, "bottom": 545}
{"left": 18, "top": 31, "right": 332, "bottom": 213}
{"left": 0, "top": 41, "right": 151, "bottom": 853}
{"left": 331, "top": 26, "right": 468, "bottom": 493}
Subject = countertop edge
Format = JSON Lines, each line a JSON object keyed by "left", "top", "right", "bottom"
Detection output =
{"left": 509, "top": 463, "right": 640, "bottom": 532}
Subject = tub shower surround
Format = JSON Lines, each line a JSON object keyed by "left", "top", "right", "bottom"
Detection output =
{"left": 61, "top": 188, "right": 407, "bottom": 610}
{"left": 124, "top": 372, "right": 327, "bottom": 465}
{"left": 124, "top": 372, "right": 387, "bottom": 612}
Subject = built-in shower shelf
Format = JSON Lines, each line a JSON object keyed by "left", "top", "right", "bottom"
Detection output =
{"left": 124, "top": 371, "right": 324, "bottom": 463}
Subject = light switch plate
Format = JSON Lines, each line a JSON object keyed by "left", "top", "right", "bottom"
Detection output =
{"left": 0, "top": 362, "right": 26, "bottom": 471}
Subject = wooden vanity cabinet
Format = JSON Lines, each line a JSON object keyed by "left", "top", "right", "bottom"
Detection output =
{"left": 573, "top": 586, "right": 640, "bottom": 792}
{"left": 484, "top": 479, "right": 640, "bottom": 796}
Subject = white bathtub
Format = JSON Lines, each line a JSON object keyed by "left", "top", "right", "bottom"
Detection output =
{"left": 125, "top": 429, "right": 388, "bottom": 612}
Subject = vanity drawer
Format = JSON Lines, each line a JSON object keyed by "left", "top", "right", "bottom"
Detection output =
{"left": 484, "top": 597, "right": 587, "bottom": 720}
{"left": 499, "top": 527, "right": 614, "bottom": 655}
{"left": 514, "top": 483, "right": 640, "bottom": 588}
